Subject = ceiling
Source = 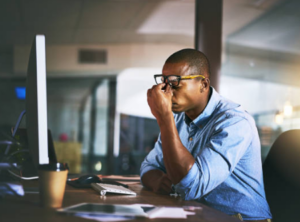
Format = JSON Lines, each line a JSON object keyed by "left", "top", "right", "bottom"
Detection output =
{"left": 0, "top": 0, "right": 193, "bottom": 45}
{"left": 227, "top": 0, "right": 300, "bottom": 55}
{"left": 2, "top": 0, "right": 300, "bottom": 87}
{"left": 0, "top": 0, "right": 282, "bottom": 46}
{"left": 222, "top": 0, "right": 300, "bottom": 87}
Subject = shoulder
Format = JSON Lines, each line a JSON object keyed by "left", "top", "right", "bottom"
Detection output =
{"left": 213, "top": 95, "right": 256, "bottom": 132}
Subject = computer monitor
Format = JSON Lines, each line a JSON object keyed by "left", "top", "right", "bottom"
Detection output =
{"left": 26, "top": 35, "right": 49, "bottom": 167}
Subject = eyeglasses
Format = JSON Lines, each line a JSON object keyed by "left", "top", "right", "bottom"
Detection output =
{"left": 154, "top": 74, "right": 205, "bottom": 87}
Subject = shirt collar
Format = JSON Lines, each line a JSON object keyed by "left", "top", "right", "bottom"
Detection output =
{"left": 184, "top": 87, "right": 221, "bottom": 128}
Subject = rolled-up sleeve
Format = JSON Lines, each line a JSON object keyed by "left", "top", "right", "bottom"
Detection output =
{"left": 140, "top": 133, "right": 166, "bottom": 178}
{"left": 174, "top": 116, "right": 253, "bottom": 200}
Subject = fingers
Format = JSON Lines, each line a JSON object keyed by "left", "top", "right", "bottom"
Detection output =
{"left": 165, "top": 84, "right": 173, "bottom": 96}
{"left": 151, "top": 83, "right": 166, "bottom": 91}
{"left": 160, "top": 83, "right": 167, "bottom": 90}
{"left": 160, "top": 175, "right": 172, "bottom": 194}
{"left": 162, "top": 178, "right": 172, "bottom": 190}
{"left": 148, "top": 83, "right": 165, "bottom": 94}
{"left": 152, "top": 174, "right": 173, "bottom": 195}
{"left": 147, "top": 89, "right": 151, "bottom": 97}
{"left": 161, "top": 183, "right": 172, "bottom": 194}
{"left": 155, "top": 183, "right": 172, "bottom": 195}
{"left": 148, "top": 84, "right": 167, "bottom": 100}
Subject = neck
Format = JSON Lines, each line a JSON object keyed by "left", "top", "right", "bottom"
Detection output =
{"left": 185, "top": 88, "right": 211, "bottom": 120}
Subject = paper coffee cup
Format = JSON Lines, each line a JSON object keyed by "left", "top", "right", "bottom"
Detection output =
{"left": 38, "top": 163, "right": 68, "bottom": 208}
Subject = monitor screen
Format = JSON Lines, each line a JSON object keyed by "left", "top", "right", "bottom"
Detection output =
{"left": 26, "top": 35, "right": 49, "bottom": 167}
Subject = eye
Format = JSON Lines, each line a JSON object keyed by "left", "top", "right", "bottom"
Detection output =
{"left": 167, "top": 77, "right": 179, "bottom": 87}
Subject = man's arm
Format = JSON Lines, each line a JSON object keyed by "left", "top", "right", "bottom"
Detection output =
{"left": 174, "top": 116, "right": 253, "bottom": 200}
{"left": 157, "top": 113, "right": 195, "bottom": 184}
{"left": 140, "top": 133, "right": 174, "bottom": 194}
{"left": 146, "top": 83, "right": 195, "bottom": 184}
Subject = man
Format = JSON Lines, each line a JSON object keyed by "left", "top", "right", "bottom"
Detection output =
{"left": 140, "top": 49, "right": 272, "bottom": 221}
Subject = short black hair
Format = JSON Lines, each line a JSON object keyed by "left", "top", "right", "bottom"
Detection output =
{"left": 165, "top": 48, "right": 210, "bottom": 78}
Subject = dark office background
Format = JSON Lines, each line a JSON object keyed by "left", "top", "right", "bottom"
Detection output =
{"left": 0, "top": 0, "right": 300, "bottom": 176}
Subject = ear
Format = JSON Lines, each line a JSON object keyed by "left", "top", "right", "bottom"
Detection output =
{"left": 200, "top": 78, "right": 210, "bottom": 93}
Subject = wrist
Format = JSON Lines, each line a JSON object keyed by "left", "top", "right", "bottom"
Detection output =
{"left": 156, "top": 112, "right": 173, "bottom": 126}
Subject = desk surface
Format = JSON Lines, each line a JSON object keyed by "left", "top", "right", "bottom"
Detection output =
{"left": 0, "top": 181, "right": 240, "bottom": 222}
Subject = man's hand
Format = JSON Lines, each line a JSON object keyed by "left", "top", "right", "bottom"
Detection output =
{"left": 152, "top": 173, "right": 173, "bottom": 195}
{"left": 142, "top": 170, "right": 173, "bottom": 195}
{"left": 147, "top": 83, "right": 173, "bottom": 121}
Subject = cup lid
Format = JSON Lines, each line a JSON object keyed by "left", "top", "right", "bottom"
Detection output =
{"left": 39, "top": 163, "right": 69, "bottom": 171}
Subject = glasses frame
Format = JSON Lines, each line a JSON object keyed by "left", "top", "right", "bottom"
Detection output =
{"left": 154, "top": 74, "right": 206, "bottom": 87}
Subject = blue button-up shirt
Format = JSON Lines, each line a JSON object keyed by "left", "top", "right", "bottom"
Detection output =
{"left": 140, "top": 87, "right": 272, "bottom": 220}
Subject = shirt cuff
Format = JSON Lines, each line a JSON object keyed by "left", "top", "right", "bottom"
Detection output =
{"left": 174, "top": 162, "right": 200, "bottom": 200}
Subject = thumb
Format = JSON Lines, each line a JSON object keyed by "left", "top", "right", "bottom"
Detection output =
{"left": 165, "top": 84, "right": 173, "bottom": 96}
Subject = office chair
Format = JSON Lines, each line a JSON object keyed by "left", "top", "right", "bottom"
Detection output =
{"left": 263, "top": 129, "right": 300, "bottom": 221}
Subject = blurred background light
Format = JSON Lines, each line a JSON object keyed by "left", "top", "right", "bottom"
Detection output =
{"left": 283, "top": 102, "right": 293, "bottom": 117}
{"left": 94, "top": 161, "right": 102, "bottom": 172}
{"left": 275, "top": 112, "right": 284, "bottom": 125}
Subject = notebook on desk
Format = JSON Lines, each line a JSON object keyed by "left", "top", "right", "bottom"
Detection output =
{"left": 91, "top": 183, "right": 136, "bottom": 196}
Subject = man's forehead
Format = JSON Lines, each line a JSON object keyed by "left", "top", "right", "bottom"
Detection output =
{"left": 162, "top": 62, "right": 191, "bottom": 76}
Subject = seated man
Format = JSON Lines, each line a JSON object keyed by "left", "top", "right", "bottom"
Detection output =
{"left": 140, "top": 49, "right": 272, "bottom": 221}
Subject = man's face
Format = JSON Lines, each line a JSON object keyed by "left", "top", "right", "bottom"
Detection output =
{"left": 162, "top": 62, "right": 203, "bottom": 113}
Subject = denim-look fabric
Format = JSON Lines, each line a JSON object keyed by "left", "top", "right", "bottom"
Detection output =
{"left": 140, "top": 87, "right": 272, "bottom": 220}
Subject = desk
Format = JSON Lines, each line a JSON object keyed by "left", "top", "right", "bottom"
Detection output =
{"left": 0, "top": 181, "right": 240, "bottom": 222}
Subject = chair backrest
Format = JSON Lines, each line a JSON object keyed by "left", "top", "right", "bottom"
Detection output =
{"left": 263, "top": 129, "right": 300, "bottom": 221}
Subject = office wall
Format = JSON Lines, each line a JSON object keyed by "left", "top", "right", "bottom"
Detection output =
{"left": 13, "top": 43, "right": 189, "bottom": 76}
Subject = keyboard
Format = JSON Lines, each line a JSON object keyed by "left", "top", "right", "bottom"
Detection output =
{"left": 91, "top": 183, "right": 137, "bottom": 196}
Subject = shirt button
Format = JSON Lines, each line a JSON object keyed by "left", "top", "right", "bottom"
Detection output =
{"left": 189, "top": 137, "right": 193, "bottom": 141}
